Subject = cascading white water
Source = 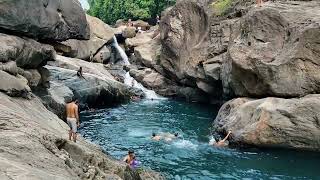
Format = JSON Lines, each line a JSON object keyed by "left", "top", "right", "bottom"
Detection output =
{"left": 113, "top": 36, "right": 164, "bottom": 100}
{"left": 112, "top": 36, "right": 130, "bottom": 65}
{"left": 124, "top": 72, "right": 164, "bottom": 100}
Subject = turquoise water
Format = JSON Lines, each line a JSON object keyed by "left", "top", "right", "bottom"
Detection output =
{"left": 79, "top": 99, "right": 320, "bottom": 179}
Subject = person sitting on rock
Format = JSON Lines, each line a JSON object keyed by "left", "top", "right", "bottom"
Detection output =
{"left": 151, "top": 133, "right": 162, "bottom": 141}
{"left": 127, "top": 19, "right": 133, "bottom": 27}
{"left": 66, "top": 99, "right": 80, "bottom": 143}
{"left": 77, "top": 67, "right": 85, "bottom": 79}
{"left": 89, "top": 51, "right": 94, "bottom": 62}
{"left": 129, "top": 155, "right": 140, "bottom": 169}
{"left": 213, "top": 131, "right": 232, "bottom": 147}
{"left": 123, "top": 150, "right": 135, "bottom": 165}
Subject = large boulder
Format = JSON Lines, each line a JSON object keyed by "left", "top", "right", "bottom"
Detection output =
{"left": 123, "top": 27, "right": 137, "bottom": 38}
{"left": 160, "top": 0, "right": 211, "bottom": 85}
{"left": 0, "top": 0, "right": 89, "bottom": 41}
{"left": 129, "top": 68, "right": 178, "bottom": 97}
{"left": 61, "top": 37, "right": 106, "bottom": 60}
{"left": 49, "top": 55, "right": 115, "bottom": 80}
{"left": 59, "top": 14, "right": 115, "bottom": 60}
{"left": 46, "top": 55, "right": 138, "bottom": 107}
{"left": 134, "top": 34, "right": 162, "bottom": 68}
{"left": 93, "top": 46, "right": 111, "bottom": 64}
{"left": 36, "top": 81, "right": 74, "bottom": 120}
{"left": 159, "top": 0, "right": 232, "bottom": 102}
{"left": 86, "top": 14, "right": 114, "bottom": 41}
{"left": 223, "top": 1, "right": 320, "bottom": 98}
{"left": 0, "top": 33, "right": 55, "bottom": 69}
{"left": 214, "top": 95, "right": 320, "bottom": 151}
{"left": 46, "top": 65, "right": 133, "bottom": 107}
{"left": 0, "top": 70, "right": 31, "bottom": 97}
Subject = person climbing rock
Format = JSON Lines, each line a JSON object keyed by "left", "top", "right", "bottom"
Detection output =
{"left": 123, "top": 150, "right": 135, "bottom": 165}
{"left": 77, "top": 67, "right": 85, "bottom": 79}
{"left": 66, "top": 99, "right": 80, "bottom": 143}
{"left": 213, "top": 131, "right": 232, "bottom": 147}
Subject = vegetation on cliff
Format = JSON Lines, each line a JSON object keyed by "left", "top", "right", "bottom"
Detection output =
{"left": 87, "top": 0, "right": 176, "bottom": 24}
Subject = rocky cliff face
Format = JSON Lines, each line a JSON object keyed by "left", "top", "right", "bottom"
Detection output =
{"left": 157, "top": 0, "right": 320, "bottom": 151}
{"left": 0, "top": 92, "right": 162, "bottom": 179}
{"left": 0, "top": 0, "right": 89, "bottom": 41}
{"left": 0, "top": 0, "right": 162, "bottom": 179}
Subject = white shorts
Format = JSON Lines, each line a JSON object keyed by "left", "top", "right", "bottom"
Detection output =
{"left": 67, "top": 118, "right": 77, "bottom": 133}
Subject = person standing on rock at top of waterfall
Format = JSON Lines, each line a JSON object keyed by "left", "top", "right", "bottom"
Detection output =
{"left": 66, "top": 99, "right": 80, "bottom": 143}
{"left": 213, "top": 131, "right": 232, "bottom": 147}
{"left": 127, "top": 19, "right": 133, "bottom": 27}
{"left": 156, "top": 15, "right": 160, "bottom": 25}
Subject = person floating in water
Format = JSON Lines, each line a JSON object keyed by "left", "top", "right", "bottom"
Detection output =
{"left": 152, "top": 132, "right": 179, "bottom": 142}
{"left": 77, "top": 67, "right": 85, "bottom": 79}
{"left": 123, "top": 150, "right": 135, "bottom": 165}
{"left": 152, "top": 133, "right": 162, "bottom": 141}
{"left": 164, "top": 132, "right": 179, "bottom": 142}
{"left": 66, "top": 99, "right": 80, "bottom": 143}
{"left": 211, "top": 131, "right": 232, "bottom": 147}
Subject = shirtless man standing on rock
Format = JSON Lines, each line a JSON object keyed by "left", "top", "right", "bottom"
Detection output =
{"left": 66, "top": 99, "right": 80, "bottom": 142}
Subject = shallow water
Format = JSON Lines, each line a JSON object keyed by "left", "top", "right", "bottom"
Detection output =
{"left": 79, "top": 99, "right": 320, "bottom": 180}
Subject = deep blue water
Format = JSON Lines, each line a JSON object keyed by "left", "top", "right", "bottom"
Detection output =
{"left": 79, "top": 99, "right": 320, "bottom": 180}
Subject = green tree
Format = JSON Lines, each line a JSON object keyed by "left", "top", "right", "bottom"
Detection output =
{"left": 88, "top": 0, "right": 176, "bottom": 25}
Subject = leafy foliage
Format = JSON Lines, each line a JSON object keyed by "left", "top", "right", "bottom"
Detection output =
{"left": 212, "top": 0, "right": 232, "bottom": 16}
{"left": 88, "top": 0, "right": 176, "bottom": 25}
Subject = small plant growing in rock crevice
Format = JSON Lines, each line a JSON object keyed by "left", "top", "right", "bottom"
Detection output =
{"left": 212, "top": 0, "right": 232, "bottom": 16}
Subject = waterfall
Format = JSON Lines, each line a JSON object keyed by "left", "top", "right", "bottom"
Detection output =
{"left": 124, "top": 72, "right": 164, "bottom": 100}
{"left": 112, "top": 36, "right": 164, "bottom": 100}
{"left": 112, "top": 36, "right": 130, "bottom": 65}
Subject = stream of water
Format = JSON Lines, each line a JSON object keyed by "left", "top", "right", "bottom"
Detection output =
{"left": 79, "top": 99, "right": 320, "bottom": 180}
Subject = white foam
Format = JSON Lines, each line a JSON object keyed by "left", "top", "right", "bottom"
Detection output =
{"left": 173, "top": 140, "right": 198, "bottom": 150}
{"left": 208, "top": 136, "right": 217, "bottom": 146}
{"left": 124, "top": 72, "right": 165, "bottom": 100}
